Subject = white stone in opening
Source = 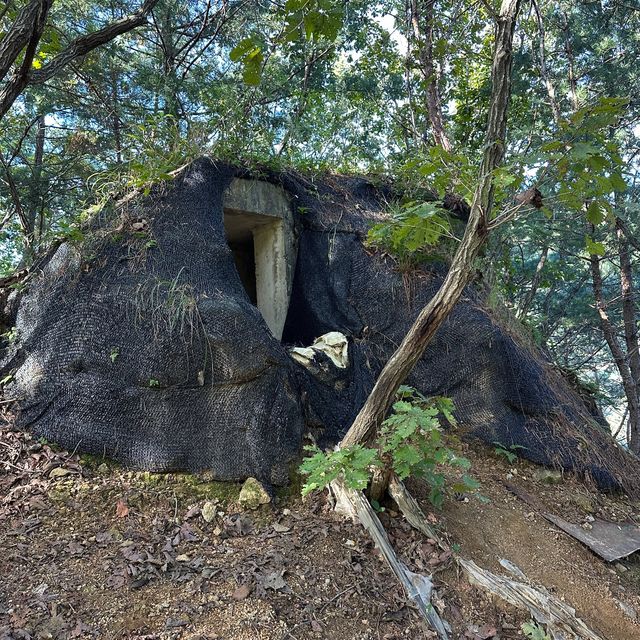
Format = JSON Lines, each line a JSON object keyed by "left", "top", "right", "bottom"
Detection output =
{"left": 290, "top": 332, "right": 349, "bottom": 369}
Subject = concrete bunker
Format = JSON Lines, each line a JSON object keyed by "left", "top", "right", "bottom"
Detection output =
{"left": 222, "top": 178, "right": 296, "bottom": 340}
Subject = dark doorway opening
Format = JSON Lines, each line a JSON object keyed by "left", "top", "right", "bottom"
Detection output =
{"left": 228, "top": 237, "right": 257, "bottom": 305}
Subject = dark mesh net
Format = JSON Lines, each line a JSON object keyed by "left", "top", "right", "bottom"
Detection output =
{"left": 1, "top": 158, "right": 637, "bottom": 492}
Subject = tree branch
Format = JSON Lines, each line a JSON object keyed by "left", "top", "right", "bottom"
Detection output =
{"left": 340, "top": 0, "right": 523, "bottom": 449}
{"left": 0, "top": 0, "right": 52, "bottom": 119}
{"left": 30, "top": 0, "right": 160, "bottom": 86}
{"left": 0, "top": 0, "right": 50, "bottom": 81}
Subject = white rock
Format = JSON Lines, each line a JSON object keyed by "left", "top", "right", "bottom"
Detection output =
{"left": 201, "top": 501, "right": 217, "bottom": 523}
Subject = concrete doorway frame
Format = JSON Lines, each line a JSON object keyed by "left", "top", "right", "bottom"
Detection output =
{"left": 222, "top": 178, "right": 296, "bottom": 340}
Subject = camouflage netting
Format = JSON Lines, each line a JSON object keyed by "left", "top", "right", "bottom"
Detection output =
{"left": 1, "top": 158, "right": 637, "bottom": 491}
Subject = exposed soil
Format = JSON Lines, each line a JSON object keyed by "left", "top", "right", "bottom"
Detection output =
{"left": 1, "top": 409, "right": 639, "bottom": 640}
{"left": 432, "top": 443, "right": 640, "bottom": 640}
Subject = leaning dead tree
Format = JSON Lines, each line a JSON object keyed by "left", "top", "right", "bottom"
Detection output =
{"left": 340, "top": 0, "right": 523, "bottom": 453}
{"left": 328, "top": 2, "right": 601, "bottom": 637}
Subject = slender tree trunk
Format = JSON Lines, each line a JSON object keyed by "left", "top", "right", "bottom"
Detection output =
{"left": 409, "top": 0, "right": 452, "bottom": 152}
{"left": 278, "top": 46, "right": 321, "bottom": 156}
{"left": 403, "top": 1, "right": 421, "bottom": 148}
{"left": 561, "top": 11, "right": 579, "bottom": 111}
{"left": 24, "top": 113, "right": 45, "bottom": 253}
{"left": 532, "top": 0, "right": 561, "bottom": 124}
{"left": 616, "top": 217, "right": 640, "bottom": 451}
{"left": 341, "top": 0, "right": 523, "bottom": 449}
{"left": 617, "top": 217, "right": 640, "bottom": 252}
{"left": 517, "top": 245, "right": 549, "bottom": 318}
{"left": 110, "top": 68, "right": 123, "bottom": 164}
{"left": 155, "top": 5, "right": 181, "bottom": 120}
{"left": 537, "top": 12, "right": 639, "bottom": 444}
{"left": 589, "top": 250, "right": 640, "bottom": 452}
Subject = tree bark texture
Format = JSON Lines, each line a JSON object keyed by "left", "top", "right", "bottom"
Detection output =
{"left": 409, "top": 0, "right": 452, "bottom": 152}
{"left": 517, "top": 245, "right": 549, "bottom": 318}
{"left": 340, "top": 0, "right": 523, "bottom": 449}
{"left": 0, "top": 0, "right": 52, "bottom": 120}
{"left": 589, "top": 250, "right": 640, "bottom": 453}
{"left": 616, "top": 218, "right": 640, "bottom": 451}
{"left": 0, "top": 0, "right": 159, "bottom": 120}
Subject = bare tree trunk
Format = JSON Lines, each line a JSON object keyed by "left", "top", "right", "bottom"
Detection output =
{"left": 409, "top": 0, "right": 452, "bottom": 152}
{"left": 24, "top": 113, "right": 45, "bottom": 254}
{"left": 561, "top": 11, "right": 579, "bottom": 111}
{"left": 517, "top": 245, "right": 549, "bottom": 318}
{"left": 404, "top": 0, "right": 421, "bottom": 148}
{"left": 617, "top": 216, "right": 640, "bottom": 252}
{"left": 589, "top": 250, "right": 640, "bottom": 452}
{"left": 341, "top": 0, "right": 523, "bottom": 449}
{"left": 531, "top": 0, "right": 561, "bottom": 124}
{"left": 616, "top": 217, "right": 640, "bottom": 451}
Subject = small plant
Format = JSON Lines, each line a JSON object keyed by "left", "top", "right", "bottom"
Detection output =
{"left": 300, "top": 386, "right": 478, "bottom": 507}
{"left": 9, "top": 281, "right": 28, "bottom": 292}
{"left": 493, "top": 441, "right": 527, "bottom": 464}
{"left": 300, "top": 444, "right": 379, "bottom": 496}
{"left": 110, "top": 347, "right": 120, "bottom": 363}
{"left": 521, "top": 621, "right": 551, "bottom": 640}
{"left": 148, "top": 378, "right": 160, "bottom": 387}
{"left": 2, "top": 327, "right": 18, "bottom": 343}
{"left": 0, "top": 373, "right": 14, "bottom": 386}
{"left": 367, "top": 200, "right": 452, "bottom": 266}
{"left": 57, "top": 219, "right": 85, "bottom": 244}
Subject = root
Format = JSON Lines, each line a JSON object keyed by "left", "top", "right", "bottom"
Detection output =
{"left": 388, "top": 475, "right": 604, "bottom": 640}
{"left": 330, "top": 478, "right": 451, "bottom": 639}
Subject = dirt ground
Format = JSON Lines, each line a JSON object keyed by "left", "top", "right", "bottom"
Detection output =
{"left": 1, "top": 409, "right": 639, "bottom": 640}
{"left": 433, "top": 444, "right": 640, "bottom": 640}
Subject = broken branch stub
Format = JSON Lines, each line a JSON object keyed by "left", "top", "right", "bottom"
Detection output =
{"left": 459, "top": 559, "right": 604, "bottom": 640}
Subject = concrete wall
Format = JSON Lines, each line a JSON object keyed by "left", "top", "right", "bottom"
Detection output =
{"left": 222, "top": 179, "right": 296, "bottom": 340}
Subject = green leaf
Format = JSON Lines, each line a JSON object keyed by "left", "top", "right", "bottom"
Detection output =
{"left": 585, "top": 235, "right": 606, "bottom": 256}
{"left": 610, "top": 172, "right": 627, "bottom": 192}
{"left": 521, "top": 621, "right": 550, "bottom": 640}
{"left": 0, "top": 374, "right": 13, "bottom": 386}
{"left": 230, "top": 38, "right": 258, "bottom": 62}
{"left": 585, "top": 201, "right": 606, "bottom": 226}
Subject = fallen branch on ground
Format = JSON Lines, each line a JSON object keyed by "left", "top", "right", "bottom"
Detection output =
{"left": 330, "top": 478, "right": 451, "bottom": 639}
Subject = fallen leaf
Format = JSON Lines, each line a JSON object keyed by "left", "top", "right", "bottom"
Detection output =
{"left": 70, "top": 620, "right": 93, "bottom": 638}
{"left": 233, "top": 583, "right": 252, "bottom": 600}
{"left": 261, "top": 571, "right": 287, "bottom": 591}
{"left": 184, "top": 505, "right": 201, "bottom": 520}
{"left": 115, "top": 499, "right": 129, "bottom": 518}
{"left": 165, "top": 618, "right": 189, "bottom": 628}
{"left": 49, "top": 467, "right": 71, "bottom": 479}
{"left": 106, "top": 574, "right": 126, "bottom": 589}
{"left": 66, "top": 541, "right": 85, "bottom": 556}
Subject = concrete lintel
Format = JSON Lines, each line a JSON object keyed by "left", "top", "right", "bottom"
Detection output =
{"left": 224, "top": 178, "right": 291, "bottom": 219}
